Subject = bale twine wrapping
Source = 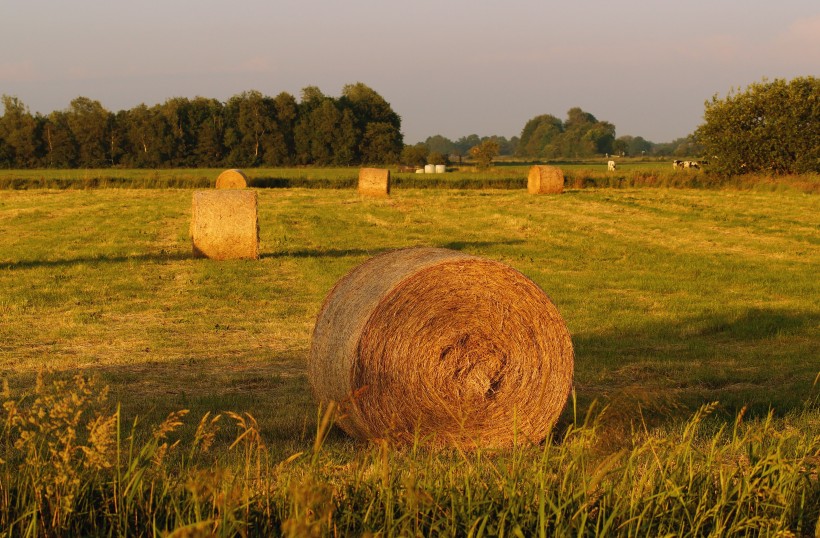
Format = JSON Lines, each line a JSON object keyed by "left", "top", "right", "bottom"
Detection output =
{"left": 358, "top": 168, "right": 390, "bottom": 196}
{"left": 190, "top": 190, "right": 259, "bottom": 260}
{"left": 527, "top": 165, "right": 564, "bottom": 194}
{"left": 215, "top": 169, "right": 249, "bottom": 189}
{"left": 309, "top": 247, "right": 574, "bottom": 448}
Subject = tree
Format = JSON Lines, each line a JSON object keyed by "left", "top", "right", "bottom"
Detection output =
{"left": 360, "top": 121, "right": 402, "bottom": 164}
{"left": 341, "top": 82, "right": 403, "bottom": 163}
{"left": 66, "top": 97, "right": 110, "bottom": 167}
{"left": 400, "top": 143, "right": 428, "bottom": 167}
{"left": 468, "top": 140, "right": 499, "bottom": 169}
{"left": 424, "top": 135, "right": 455, "bottom": 157}
{"left": 696, "top": 76, "right": 819, "bottom": 175}
{"left": 123, "top": 104, "right": 171, "bottom": 167}
{"left": 42, "top": 110, "right": 77, "bottom": 167}
{"left": 0, "top": 95, "right": 40, "bottom": 167}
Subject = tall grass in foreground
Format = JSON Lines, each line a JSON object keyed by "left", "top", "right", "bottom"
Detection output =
{"left": 1, "top": 373, "right": 818, "bottom": 537}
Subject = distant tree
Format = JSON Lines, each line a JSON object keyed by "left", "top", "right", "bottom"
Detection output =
{"left": 516, "top": 108, "right": 615, "bottom": 158}
{"left": 42, "top": 110, "right": 77, "bottom": 167}
{"left": 469, "top": 139, "right": 499, "bottom": 169}
{"left": 271, "top": 92, "right": 298, "bottom": 164}
{"left": 360, "top": 121, "right": 402, "bottom": 163}
{"left": 190, "top": 97, "right": 226, "bottom": 167}
{"left": 427, "top": 151, "right": 449, "bottom": 166}
{"left": 517, "top": 114, "right": 564, "bottom": 157}
{"left": 424, "top": 134, "right": 456, "bottom": 156}
{"left": 401, "top": 143, "right": 428, "bottom": 167}
{"left": 0, "top": 95, "right": 40, "bottom": 167}
{"left": 696, "top": 76, "right": 820, "bottom": 174}
{"left": 124, "top": 104, "right": 170, "bottom": 167}
{"left": 341, "top": 82, "right": 403, "bottom": 163}
{"left": 66, "top": 97, "right": 110, "bottom": 167}
{"left": 454, "top": 134, "right": 481, "bottom": 157}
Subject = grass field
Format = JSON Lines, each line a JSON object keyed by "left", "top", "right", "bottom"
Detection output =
{"left": 1, "top": 186, "right": 818, "bottom": 535}
{"left": 2, "top": 163, "right": 818, "bottom": 192}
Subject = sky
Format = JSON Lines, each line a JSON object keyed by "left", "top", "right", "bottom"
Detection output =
{"left": 1, "top": 1, "right": 818, "bottom": 144}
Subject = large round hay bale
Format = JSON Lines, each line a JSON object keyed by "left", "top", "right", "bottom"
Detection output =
{"left": 309, "top": 247, "right": 574, "bottom": 448}
{"left": 358, "top": 168, "right": 391, "bottom": 197}
{"left": 527, "top": 165, "right": 564, "bottom": 194}
{"left": 190, "top": 190, "right": 259, "bottom": 260}
{"left": 215, "top": 169, "right": 249, "bottom": 189}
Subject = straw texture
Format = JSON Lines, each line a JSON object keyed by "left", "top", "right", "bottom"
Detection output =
{"left": 309, "top": 247, "right": 574, "bottom": 448}
{"left": 358, "top": 168, "right": 391, "bottom": 196}
{"left": 527, "top": 165, "right": 564, "bottom": 194}
{"left": 215, "top": 169, "right": 249, "bottom": 189}
{"left": 190, "top": 190, "right": 259, "bottom": 260}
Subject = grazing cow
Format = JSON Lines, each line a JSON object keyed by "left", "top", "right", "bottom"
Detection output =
{"left": 684, "top": 161, "right": 700, "bottom": 170}
{"left": 673, "top": 160, "right": 683, "bottom": 169}
{"left": 607, "top": 160, "right": 616, "bottom": 171}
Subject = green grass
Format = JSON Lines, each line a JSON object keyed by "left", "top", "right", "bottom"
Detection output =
{"left": 2, "top": 165, "right": 818, "bottom": 193}
{"left": 0, "top": 187, "right": 818, "bottom": 535}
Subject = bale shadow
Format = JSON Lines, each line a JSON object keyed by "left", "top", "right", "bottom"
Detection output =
{"left": 564, "top": 307, "right": 820, "bottom": 432}
{"left": 1, "top": 251, "right": 191, "bottom": 270}
{"left": 261, "top": 240, "right": 526, "bottom": 260}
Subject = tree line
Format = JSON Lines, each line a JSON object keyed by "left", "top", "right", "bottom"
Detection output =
{"left": 3, "top": 76, "right": 814, "bottom": 174}
{"left": 0, "top": 83, "right": 404, "bottom": 169}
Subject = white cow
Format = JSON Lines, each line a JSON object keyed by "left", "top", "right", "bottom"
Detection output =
{"left": 607, "top": 160, "right": 616, "bottom": 171}
{"left": 673, "top": 160, "right": 683, "bottom": 169}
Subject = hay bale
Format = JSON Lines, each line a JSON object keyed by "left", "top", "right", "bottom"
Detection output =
{"left": 358, "top": 168, "right": 390, "bottom": 196}
{"left": 309, "top": 247, "right": 574, "bottom": 448}
{"left": 215, "top": 169, "right": 249, "bottom": 189}
{"left": 527, "top": 165, "right": 564, "bottom": 194}
{"left": 190, "top": 190, "right": 259, "bottom": 260}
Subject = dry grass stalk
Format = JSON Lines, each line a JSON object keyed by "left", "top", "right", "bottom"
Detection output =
{"left": 527, "top": 165, "right": 564, "bottom": 194}
{"left": 309, "top": 247, "right": 574, "bottom": 448}
{"left": 358, "top": 168, "right": 390, "bottom": 197}
{"left": 190, "top": 190, "right": 259, "bottom": 260}
{"left": 215, "top": 169, "right": 249, "bottom": 189}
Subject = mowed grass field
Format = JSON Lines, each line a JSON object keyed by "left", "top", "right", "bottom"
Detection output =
{"left": 1, "top": 185, "right": 819, "bottom": 535}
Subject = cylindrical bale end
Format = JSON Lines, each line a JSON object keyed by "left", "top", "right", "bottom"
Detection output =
{"left": 215, "top": 169, "right": 249, "bottom": 189}
{"left": 190, "top": 190, "right": 259, "bottom": 260}
{"left": 358, "top": 168, "right": 391, "bottom": 197}
{"left": 527, "top": 165, "right": 564, "bottom": 194}
{"left": 309, "top": 247, "right": 574, "bottom": 448}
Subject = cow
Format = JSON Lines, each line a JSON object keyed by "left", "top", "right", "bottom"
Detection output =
{"left": 673, "top": 160, "right": 683, "bottom": 169}
{"left": 607, "top": 160, "right": 616, "bottom": 171}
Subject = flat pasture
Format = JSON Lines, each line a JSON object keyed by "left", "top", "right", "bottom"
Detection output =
{"left": 1, "top": 187, "right": 817, "bottom": 431}
{"left": 0, "top": 186, "right": 818, "bottom": 535}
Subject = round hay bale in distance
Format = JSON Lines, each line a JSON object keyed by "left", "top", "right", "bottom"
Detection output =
{"left": 527, "top": 165, "right": 564, "bottom": 194}
{"left": 309, "top": 247, "right": 574, "bottom": 448}
{"left": 190, "top": 190, "right": 259, "bottom": 260}
{"left": 358, "top": 168, "right": 391, "bottom": 197}
{"left": 215, "top": 169, "right": 249, "bottom": 189}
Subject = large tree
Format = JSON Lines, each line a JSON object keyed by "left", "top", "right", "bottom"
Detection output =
{"left": 516, "top": 108, "right": 615, "bottom": 158}
{"left": 66, "top": 97, "right": 111, "bottom": 167}
{"left": 0, "top": 95, "right": 40, "bottom": 167}
{"left": 341, "top": 82, "right": 403, "bottom": 163}
{"left": 696, "top": 76, "right": 819, "bottom": 175}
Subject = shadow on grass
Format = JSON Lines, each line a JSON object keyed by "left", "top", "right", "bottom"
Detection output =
{"left": 566, "top": 307, "right": 820, "bottom": 431}
{"left": 261, "top": 239, "right": 526, "bottom": 259}
{"left": 4, "top": 303, "right": 814, "bottom": 448}
{"left": 4, "top": 240, "right": 527, "bottom": 268}
{"left": 1, "top": 251, "right": 192, "bottom": 270}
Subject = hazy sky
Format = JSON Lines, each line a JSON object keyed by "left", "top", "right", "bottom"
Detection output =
{"left": 2, "top": 1, "right": 818, "bottom": 144}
